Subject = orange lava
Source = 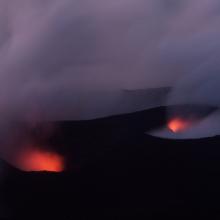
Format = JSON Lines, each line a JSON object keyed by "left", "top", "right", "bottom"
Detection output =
{"left": 168, "top": 118, "right": 192, "bottom": 133}
{"left": 17, "top": 149, "right": 64, "bottom": 172}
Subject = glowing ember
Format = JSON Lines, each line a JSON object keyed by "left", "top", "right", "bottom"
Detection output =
{"left": 17, "top": 149, "right": 64, "bottom": 172}
{"left": 168, "top": 118, "right": 192, "bottom": 133}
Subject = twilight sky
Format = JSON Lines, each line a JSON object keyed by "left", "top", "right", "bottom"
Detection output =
{"left": 0, "top": 0, "right": 220, "bottom": 120}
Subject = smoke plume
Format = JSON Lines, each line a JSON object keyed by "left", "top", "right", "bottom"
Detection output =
{"left": 0, "top": 0, "right": 220, "bottom": 136}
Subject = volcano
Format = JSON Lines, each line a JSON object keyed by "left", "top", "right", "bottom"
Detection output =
{"left": 16, "top": 148, "right": 64, "bottom": 172}
{"left": 168, "top": 117, "right": 193, "bottom": 133}
{"left": 2, "top": 105, "right": 220, "bottom": 219}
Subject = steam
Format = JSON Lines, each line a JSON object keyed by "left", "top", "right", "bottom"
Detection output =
{"left": 0, "top": 0, "right": 218, "bottom": 122}
{"left": 165, "top": 59, "right": 220, "bottom": 138}
{"left": 151, "top": 111, "right": 220, "bottom": 139}
{"left": 0, "top": 0, "right": 219, "bottom": 137}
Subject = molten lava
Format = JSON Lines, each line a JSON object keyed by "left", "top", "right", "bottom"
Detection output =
{"left": 17, "top": 148, "right": 64, "bottom": 172}
{"left": 168, "top": 118, "right": 192, "bottom": 133}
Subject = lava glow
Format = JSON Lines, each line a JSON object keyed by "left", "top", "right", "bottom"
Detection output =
{"left": 17, "top": 149, "right": 64, "bottom": 172}
{"left": 168, "top": 118, "right": 192, "bottom": 133}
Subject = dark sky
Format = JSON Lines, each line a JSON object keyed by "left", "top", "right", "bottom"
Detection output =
{"left": 0, "top": 0, "right": 220, "bottom": 120}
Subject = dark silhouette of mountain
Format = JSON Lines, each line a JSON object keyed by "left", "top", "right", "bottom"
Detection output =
{"left": 2, "top": 105, "right": 220, "bottom": 219}
{"left": 116, "top": 87, "right": 171, "bottom": 114}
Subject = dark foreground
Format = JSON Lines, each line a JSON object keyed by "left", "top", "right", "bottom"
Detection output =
{"left": 1, "top": 106, "right": 220, "bottom": 219}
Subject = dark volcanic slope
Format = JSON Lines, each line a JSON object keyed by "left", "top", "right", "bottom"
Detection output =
{"left": 25, "top": 106, "right": 167, "bottom": 170}
{"left": 78, "top": 106, "right": 220, "bottom": 219}
{"left": 82, "top": 135, "right": 220, "bottom": 219}
{"left": 2, "top": 106, "right": 220, "bottom": 219}
{"left": 0, "top": 162, "right": 79, "bottom": 219}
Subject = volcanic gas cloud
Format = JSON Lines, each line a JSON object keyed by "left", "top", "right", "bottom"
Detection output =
{"left": 16, "top": 148, "right": 64, "bottom": 172}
